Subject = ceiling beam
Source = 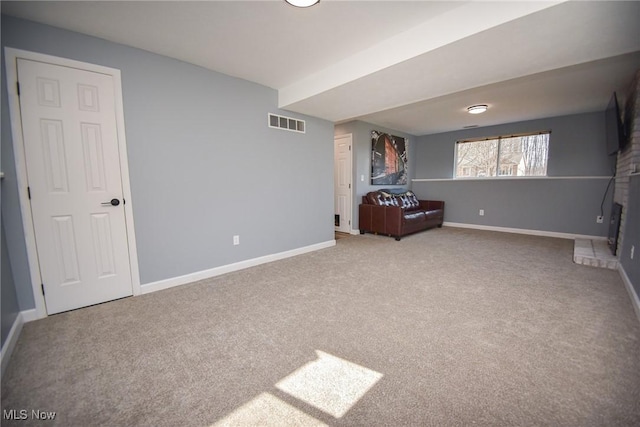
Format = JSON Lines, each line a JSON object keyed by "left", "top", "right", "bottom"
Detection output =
{"left": 278, "top": 1, "right": 564, "bottom": 109}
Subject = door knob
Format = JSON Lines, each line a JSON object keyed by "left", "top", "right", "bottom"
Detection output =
{"left": 101, "top": 198, "right": 120, "bottom": 206}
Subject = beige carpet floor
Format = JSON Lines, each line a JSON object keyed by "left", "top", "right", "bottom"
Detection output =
{"left": 2, "top": 228, "right": 639, "bottom": 426}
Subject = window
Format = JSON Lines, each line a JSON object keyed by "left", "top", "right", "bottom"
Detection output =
{"left": 455, "top": 131, "right": 549, "bottom": 178}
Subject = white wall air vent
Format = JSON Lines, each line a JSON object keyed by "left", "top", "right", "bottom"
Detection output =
{"left": 268, "top": 113, "right": 305, "bottom": 133}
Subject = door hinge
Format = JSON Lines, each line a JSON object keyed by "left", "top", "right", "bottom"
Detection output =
{"left": 27, "top": 186, "right": 31, "bottom": 199}
{"left": 16, "top": 81, "right": 20, "bottom": 96}
{"left": 348, "top": 183, "right": 351, "bottom": 189}
{"left": 41, "top": 283, "right": 45, "bottom": 295}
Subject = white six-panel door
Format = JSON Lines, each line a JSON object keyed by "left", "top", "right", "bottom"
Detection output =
{"left": 334, "top": 134, "right": 352, "bottom": 234}
{"left": 17, "top": 58, "right": 133, "bottom": 314}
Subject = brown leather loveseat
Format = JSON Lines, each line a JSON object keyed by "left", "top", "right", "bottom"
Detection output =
{"left": 359, "top": 190, "right": 444, "bottom": 240}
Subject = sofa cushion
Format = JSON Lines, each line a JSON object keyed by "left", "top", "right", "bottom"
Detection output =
{"left": 403, "top": 210, "right": 426, "bottom": 222}
{"left": 425, "top": 209, "right": 444, "bottom": 220}
{"left": 366, "top": 190, "right": 423, "bottom": 209}
{"left": 367, "top": 190, "right": 399, "bottom": 207}
{"left": 406, "top": 191, "right": 420, "bottom": 206}
{"left": 396, "top": 191, "right": 420, "bottom": 210}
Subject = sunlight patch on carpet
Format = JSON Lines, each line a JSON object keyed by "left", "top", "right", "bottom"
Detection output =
{"left": 275, "top": 350, "right": 383, "bottom": 418}
{"left": 211, "top": 392, "right": 327, "bottom": 427}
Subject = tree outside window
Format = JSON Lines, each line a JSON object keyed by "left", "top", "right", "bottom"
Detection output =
{"left": 455, "top": 132, "right": 549, "bottom": 178}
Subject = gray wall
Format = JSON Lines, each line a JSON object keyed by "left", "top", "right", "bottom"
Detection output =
{"left": 1, "top": 15, "right": 334, "bottom": 311}
{"left": 1, "top": 36, "right": 24, "bottom": 344}
{"left": 1, "top": 39, "right": 21, "bottom": 345}
{"left": 412, "top": 113, "right": 616, "bottom": 236}
{"left": 334, "top": 120, "right": 416, "bottom": 230}
{"left": 620, "top": 175, "right": 639, "bottom": 296}
{"left": 1, "top": 226, "right": 20, "bottom": 347}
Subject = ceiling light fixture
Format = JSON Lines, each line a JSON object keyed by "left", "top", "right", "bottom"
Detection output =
{"left": 285, "top": 0, "right": 320, "bottom": 7}
{"left": 467, "top": 105, "right": 488, "bottom": 114}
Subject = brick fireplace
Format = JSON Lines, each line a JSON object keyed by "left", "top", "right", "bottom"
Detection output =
{"left": 613, "top": 70, "right": 640, "bottom": 258}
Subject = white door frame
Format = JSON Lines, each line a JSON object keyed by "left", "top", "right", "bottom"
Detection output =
{"left": 334, "top": 133, "right": 354, "bottom": 234}
{"left": 4, "top": 47, "right": 141, "bottom": 319}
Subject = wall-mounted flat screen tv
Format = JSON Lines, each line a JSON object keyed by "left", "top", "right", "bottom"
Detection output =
{"left": 605, "top": 92, "right": 627, "bottom": 156}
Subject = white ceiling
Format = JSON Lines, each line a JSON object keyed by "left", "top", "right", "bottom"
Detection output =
{"left": 3, "top": 0, "right": 639, "bottom": 136}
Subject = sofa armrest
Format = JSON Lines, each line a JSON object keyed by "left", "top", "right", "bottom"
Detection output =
{"left": 359, "top": 204, "right": 384, "bottom": 234}
{"left": 359, "top": 204, "right": 403, "bottom": 235}
{"left": 383, "top": 206, "right": 403, "bottom": 236}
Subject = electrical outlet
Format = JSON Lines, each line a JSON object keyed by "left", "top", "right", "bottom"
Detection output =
{"left": 233, "top": 235, "right": 240, "bottom": 245}
{"left": 596, "top": 216, "right": 604, "bottom": 224}
{"left": 479, "top": 209, "right": 485, "bottom": 216}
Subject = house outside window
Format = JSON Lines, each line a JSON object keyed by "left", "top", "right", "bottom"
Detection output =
{"left": 499, "top": 165, "right": 514, "bottom": 176}
{"left": 455, "top": 131, "right": 550, "bottom": 178}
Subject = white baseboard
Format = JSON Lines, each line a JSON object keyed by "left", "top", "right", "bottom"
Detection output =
{"left": 443, "top": 222, "right": 608, "bottom": 241}
{"left": 141, "top": 239, "right": 336, "bottom": 295}
{"left": 1, "top": 309, "right": 38, "bottom": 376}
{"left": 618, "top": 264, "right": 640, "bottom": 324}
{"left": 336, "top": 229, "right": 359, "bottom": 235}
{"left": 1, "top": 313, "right": 23, "bottom": 376}
{"left": 20, "top": 309, "right": 38, "bottom": 323}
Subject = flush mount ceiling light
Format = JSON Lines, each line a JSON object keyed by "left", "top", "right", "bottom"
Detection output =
{"left": 285, "top": 0, "right": 320, "bottom": 7}
{"left": 467, "top": 105, "right": 488, "bottom": 114}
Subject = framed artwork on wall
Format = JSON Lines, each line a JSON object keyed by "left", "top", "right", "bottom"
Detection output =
{"left": 371, "top": 130, "right": 408, "bottom": 185}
